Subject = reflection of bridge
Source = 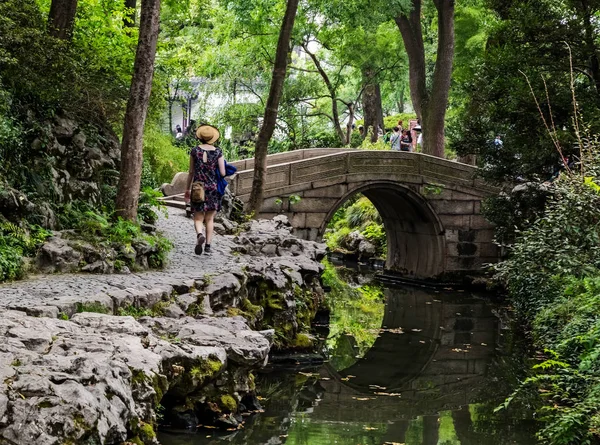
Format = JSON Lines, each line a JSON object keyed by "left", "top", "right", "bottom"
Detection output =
{"left": 318, "top": 289, "right": 498, "bottom": 415}
{"left": 231, "top": 149, "right": 499, "bottom": 278}
{"left": 315, "top": 286, "right": 500, "bottom": 443}
{"left": 162, "top": 148, "right": 499, "bottom": 278}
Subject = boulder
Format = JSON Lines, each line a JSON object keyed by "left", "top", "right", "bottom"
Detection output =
{"left": 36, "top": 235, "right": 82, "bottom": 273}
{"left": 0, "top": 309, "right": 269, "bottom": 445}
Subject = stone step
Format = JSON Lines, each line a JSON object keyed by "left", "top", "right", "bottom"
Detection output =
{"left": 161, "top": 198, "right": 186, "bottom": 209}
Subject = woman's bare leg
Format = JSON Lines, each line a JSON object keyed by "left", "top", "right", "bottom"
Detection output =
{"left": 204, "top": 210, "right": 217, "bottom": 244}
{"left": 194, "top": 211, "right": 205, "bottom": 236}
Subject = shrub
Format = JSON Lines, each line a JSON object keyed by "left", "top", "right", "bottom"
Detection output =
{"left": 497, "top": 175, "right": 600, "bottom": 443}
{"left": 496, "top": 178, "right": 600, "bottom": 317}
{"left": 0, "top": 221, "right": 51, "bottom": 281}
{"left": 143, "top": 126, "right": 189, "bottom": 186}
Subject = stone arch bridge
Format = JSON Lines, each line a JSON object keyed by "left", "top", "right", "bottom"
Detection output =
{"left": 162, "top": 148, "right": 499, "bottom": 279}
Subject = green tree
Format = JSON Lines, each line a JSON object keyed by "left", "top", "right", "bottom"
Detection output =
{"left": 248, "top": 0, "right": 300, "bottom": 214}
{"left": 115, "top": 0, "right": 162, "bottom": 220}
{"left": 396, "top": 0, "right": 455, "bottom": 158}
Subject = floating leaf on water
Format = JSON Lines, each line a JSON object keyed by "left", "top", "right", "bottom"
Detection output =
{"left": 419, "top": 340, "right": 426, "bottom": 344}
{"left": 411, "top": 328, "right": 422, "bottom": 332}
{"left": 481, "top": 343, "right": 488, "bottom": 346}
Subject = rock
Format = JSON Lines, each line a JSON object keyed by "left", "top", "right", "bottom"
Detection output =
{"left": 160, "top": 172, "right": 189, "bottom": 197}
{"left": 53, "top": 114, "right": 77, "bottom": 140}
{"left": 141, "top": 316, "right": 271, "bottom": 367}
{"left": 204, "top": 274, "right": 242, "bottom": 310}
{"left": 36, "top": 235, "right": 82, "bottom": 273}
{"left": 82, "top": 260, "right": 113, "bottom": 274}
{"left": 0, "top": 309, "right": 268, "bottom": 445}
{"left": 358, "top": 239, "right": 377, "bottom": 259}
{"left": 163, "top": 303, "right": 185, "bottom": 319}
{"left": 168, "top": 409, "right": 198, "bottom": 430}
{"left": 0, "top": 186, "right": 36, "bottom": 222}
{"left": 5, "top": 305, "right": 59, "bottom": 318}
{"left": 213, "top": 222, "right": 227, "bottom": 235}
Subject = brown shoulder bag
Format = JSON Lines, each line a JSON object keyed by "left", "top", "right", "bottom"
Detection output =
{"left": 191, "top": 182, "right": 205, "bottom": 203}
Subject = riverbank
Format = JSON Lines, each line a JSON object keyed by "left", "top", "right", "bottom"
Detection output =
{"left": 0, "top": 207, "right": 326, "bottom": 444}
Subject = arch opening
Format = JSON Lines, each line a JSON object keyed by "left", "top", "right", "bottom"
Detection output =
{"left": 322, "top": 182, "right": 446, "bottom": 278}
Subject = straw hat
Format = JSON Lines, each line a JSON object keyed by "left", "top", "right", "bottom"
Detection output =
{"left": 196, "top": 125, "right": 220, "bottom": 144}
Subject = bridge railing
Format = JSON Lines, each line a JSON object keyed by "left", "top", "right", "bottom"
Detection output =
{"left": 229, "top": 148, "right": 355, "bottom": 171}
{"left": 231, "top": 150, "right": 495, "bottom": 200}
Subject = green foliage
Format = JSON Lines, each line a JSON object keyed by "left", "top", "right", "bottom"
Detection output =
{"left": 322, "top": 260, "right": 385, "bottom": 370}
{"left": 142, "top": 126, "right": 189, "bottom": 187}
{"left": 324, "top": 195, "right": 386, "bottom": 258}
{"left": 448, "top": 0, "right": 600, "bottom": 181}
{"left": 138, "top": 187, "right": 168, "bottom": 225}
{"left": 497, "top": 174, "right": 600, "bottom": 443}
{"left": 0, "top": 221, "right": 50, "bottom": 282}
{"left": 382, "top": 113, "right": 417, "bottom": 130}
{"left": 56, "top": 201, "right": 172, "bottom": 270}
{"left": 496, "top": 179, "right": 600, "bottom": 316}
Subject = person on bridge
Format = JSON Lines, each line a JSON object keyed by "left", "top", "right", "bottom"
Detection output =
{"left": 400, "top": 129, "right": 412, "bottom": 151}
{"left": 184, "top": 125, "right": 226, "bottom": 255}
{"left": 390, "top": 126, "right": 401, "bottom": 151}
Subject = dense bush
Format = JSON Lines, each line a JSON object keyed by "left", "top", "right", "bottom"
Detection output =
{"left": 497, "top": 175, "right": 600, "bottom": 443}
{"left": 496, "top": 179, "right": 600, "bottom": 317}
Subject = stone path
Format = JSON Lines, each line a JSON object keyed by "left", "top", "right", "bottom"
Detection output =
{"left": 0, "top": 207, "right": 245, "bottom": 311}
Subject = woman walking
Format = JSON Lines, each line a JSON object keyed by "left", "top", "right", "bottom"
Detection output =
{"left": 184, "top": 125, "right": 226, "bottom": 255}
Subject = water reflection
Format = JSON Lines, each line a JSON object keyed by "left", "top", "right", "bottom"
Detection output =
{"left": 159, "top": 268, "right": 536, "bottom": 445}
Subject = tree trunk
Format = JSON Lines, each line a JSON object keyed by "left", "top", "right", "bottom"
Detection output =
{"left": 398, "top": 85, "right": 406, "bottom": 113}
{"left": 395, "top": 0, "right": 455, "bottom": 158}
{"left": 48, "top": 0, "right": 78, "bottom": 39}
{"left": 247, "top": 0, "right": 300, "bottom": 214}
{"left": 124, "top": 0, "right": 137, "bottom": 27}
{"left": 168, "top": 100, "right": 173, "bottom": 135}
{"left": 362, "top": 68, "right": 384, "bottom": 142}
{"left": 345, "top": 103, "right": 355, "bottom": 145}
{"left": 115, "top": 0, "right": 161, "bottom": 220}
{"left": 303, "top": 44, "right": 346, "bottom": 145}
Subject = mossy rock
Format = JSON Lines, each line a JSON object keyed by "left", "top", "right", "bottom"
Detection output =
{"left": 219, "top": 394, "right": 238, "bottom": 413}
{"left": 291, "top": 333, "right": 314, "bottom": 349}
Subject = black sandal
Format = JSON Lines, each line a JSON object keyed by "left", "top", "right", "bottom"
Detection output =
{"left": 195, "top": 233, "right": 205, "bottom": 255}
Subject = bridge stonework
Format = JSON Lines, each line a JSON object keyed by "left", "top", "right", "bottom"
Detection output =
{"left": 230, "top": 149, "right": 499, "bottom": 279}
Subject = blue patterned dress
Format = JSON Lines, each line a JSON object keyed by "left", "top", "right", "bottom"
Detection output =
{"left": 190, "top": 146, "right": 223, "bottom": 213}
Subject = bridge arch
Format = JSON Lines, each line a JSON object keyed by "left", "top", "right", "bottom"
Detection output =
{"left": 321, "top": 181, "right": 446, "bottom": 278}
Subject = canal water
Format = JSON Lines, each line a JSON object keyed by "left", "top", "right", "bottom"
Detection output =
{"left": 159, "top": 264, "right": 537, "bottom": 445}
